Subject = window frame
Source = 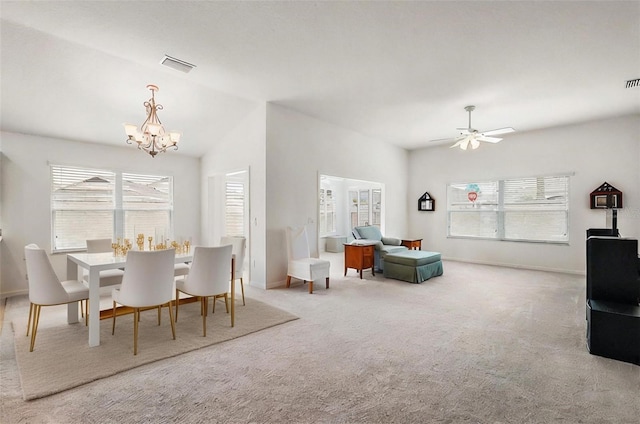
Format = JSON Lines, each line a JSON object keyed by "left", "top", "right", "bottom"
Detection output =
{"left": 51, "top": 164, "right": 174, "bottom": 253}
{"left": 447, "top": 174, "right": 570, "bottom": 244}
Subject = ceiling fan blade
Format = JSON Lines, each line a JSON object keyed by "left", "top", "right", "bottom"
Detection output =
{"left": 476, "top": 136, "right": 502, "bottom": 143}
{"left": 456, "top": 128, "right": 472, "bottom": 135}
{"left": 459, "top": 138, "right": 470, "bottom": 150}
{"left": 470, "top": 138, "right": 480, "bottom": 149}
{"left": 480, "top": 127, "right": 515, "bottom": 137}
{"left": 429, "top": 137, "right": 456, "bottom": 143}
{"left": 449, "top": 139, "right": 463, "bottom": 148}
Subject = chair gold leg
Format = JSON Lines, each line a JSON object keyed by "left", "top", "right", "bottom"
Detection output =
{"left": 212, "top": 296, "right": 216, "bottom": 314}
{"left": 167, "top": 302, "right": 176, "bottom": 340}
{"left": 202, "top": 297, "right": 207, "bottom": 337}
{"left": 80, "top": 300, "right": 84, "bottom": 318}
{"left": 240, "top": 278, "right": 245, "bottom": 306}
{"left": 133, "top": 308, "right": 139, "bottom": 355}
{"left": 112, "top": 300, "right": 117, "bottom": 335}
{"left": 85, "top": 299, "right": 89, "bottom": 326}
{"left": 286, "top": 275, "right": 291, "bottom": 288}
{"left": 157, "top": 305, "right": 161, "bottom": 326}
{"left": 224, "top": 293, "right": 229, "bottom": 314}
{"left": 309, "top": 280, "right": 314, "bottom": 294}
{"left": 175, "top": 289, "right": 180, "bottom": 322}
{"left": 30, "top": 305, "right": 41, "bottom": 352}
{"left": 326, "top": 277, "right": 330, "bottom": 289}
{"left": 26, "top": 302, "right": 34, "bottom": 337}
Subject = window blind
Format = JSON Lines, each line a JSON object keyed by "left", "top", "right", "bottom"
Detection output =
{"left": 51, "top": 166, "right": 174, "bottom": 252}
{"left": 447, "top": 175, "right": 569, "bottom": 243}
{"left": 51, "top": 165, "right": 115, "bottom": 251}
{"left": 225, "top": 180, "right": 245, "bottom": 237}
{"left": 122, "top": 173, "right": 173, "bottom": 240}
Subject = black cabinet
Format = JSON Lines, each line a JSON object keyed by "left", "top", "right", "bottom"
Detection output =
{"left": 585, "top": 235, "right": 640, "bottom": 365}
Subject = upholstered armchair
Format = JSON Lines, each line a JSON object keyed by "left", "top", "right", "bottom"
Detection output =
{"left": 352, "top": 225, "right": 407, "bottom": 271}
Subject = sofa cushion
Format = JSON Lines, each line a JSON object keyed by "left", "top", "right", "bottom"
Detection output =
{"left": 354, "top": 225, "right": 382, "bottom": 241}
{"left": 381, "top": 236, "right": 402, "bottom": 246}
{"left": 384, "top": 250, "right": 442, "bottom": 266}
{"left": 379, "top": 244, "right": 407, "bottom": 256}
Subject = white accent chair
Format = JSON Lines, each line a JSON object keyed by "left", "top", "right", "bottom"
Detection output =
{"left": 175, "top": 245, "right": 232, "bottom": 336}
{"left": 111, "top": 249, "right": 176, "bottom": 355}
{"left": 285, "top": 226, "right": 330, "bottom": 294}
{"left": 220, "top": 236, "right": 247, "bottom": 306}
{"left": 24, "top": 244, "right": 89, "bottom": 352}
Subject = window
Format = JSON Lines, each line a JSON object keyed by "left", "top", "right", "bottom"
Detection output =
{"left": 349, "top": 188, "right": 382, "bottom": 228}
{"left": 122, "top": 172, "right": 173, "bottom": 242}
{"left": 51, "top": 166, "right": 115, "bottom": 252}
{"left": 447, "top": 175, "right": 569, "bottom": 243}
{"left": 51, "top": 165, "right": 173, "bottom": 252}
{"left": 319, "top": 188, "right": 336, "bottom": 236}
{"left": 224, "top": 179, "right": 245, "bottom": 237}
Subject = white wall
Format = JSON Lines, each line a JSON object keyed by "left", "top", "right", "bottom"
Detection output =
{"left": 408, "top": 114, "right": 640, "bottom": 274}
{"left": 200, "top": 104, "right": 267, "bottom": 288}
{"left": 265, "top": 104, "right": 409, "bottom": 288}
{"left": 0, "top": 131, "right": 200, "bottom": 297}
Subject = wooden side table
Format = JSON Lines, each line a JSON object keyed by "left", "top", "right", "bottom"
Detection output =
{"left": 344, "top": 243, "right": 376, "bottom": 279}
{"left": 401, "top": 239, "right": 422, "bottom": 250}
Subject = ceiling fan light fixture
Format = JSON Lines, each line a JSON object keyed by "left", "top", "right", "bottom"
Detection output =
{"left": 431, "top": 105, "right": 515, "bottom": 150}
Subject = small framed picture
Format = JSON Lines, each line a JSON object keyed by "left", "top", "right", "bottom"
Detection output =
{"left": 594, "top": 195, "right": 608, "bottom": 208}
{"left": 594, "top": 194, "right": 617, "bottom": 208}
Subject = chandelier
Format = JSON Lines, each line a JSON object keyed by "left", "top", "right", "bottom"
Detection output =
{"left": 123, "top": 84, "right": 180, "bottom": 157}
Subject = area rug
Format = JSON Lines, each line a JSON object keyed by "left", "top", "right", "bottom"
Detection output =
{"left": 12, "top": 298, "right": 298, "bottom": 400}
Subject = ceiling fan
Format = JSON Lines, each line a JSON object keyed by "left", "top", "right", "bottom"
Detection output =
{"left": 430, "top": 105, "right": 515, "bottom": 150}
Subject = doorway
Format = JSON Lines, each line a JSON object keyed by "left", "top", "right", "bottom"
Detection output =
{"left": 318, "top": 174, "right": 384, "bottom": 251}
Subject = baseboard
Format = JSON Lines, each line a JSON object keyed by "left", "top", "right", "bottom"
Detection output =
{"left": 442, "top": 257, "right": 586, "bottom": 276}
{"left": 266, "top": 279, "right": 287, "bottom": 290}
{"left": 0, "top": 288, "right": 29, "bottom": 299}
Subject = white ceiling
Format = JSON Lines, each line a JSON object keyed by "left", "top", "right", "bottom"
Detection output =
{"left": 1, "top": 1, "right": 638, "bottom": 157}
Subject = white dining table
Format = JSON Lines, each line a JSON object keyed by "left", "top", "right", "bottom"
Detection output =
{"left": 67, "top": 251, "right": 235, "bottom": 347}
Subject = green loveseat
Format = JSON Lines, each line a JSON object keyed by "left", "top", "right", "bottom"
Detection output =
{"left": 352, "top": 225, "right": 407, "bottom": 271}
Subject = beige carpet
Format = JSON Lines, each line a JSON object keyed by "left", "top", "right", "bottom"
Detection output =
{"left": 2, "top": 258, "right": 639, "bottom": 423}
{"left": 11, "top": 298, "right": 298, "bottom": 400}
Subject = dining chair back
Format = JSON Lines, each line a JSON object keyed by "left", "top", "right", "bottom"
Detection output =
{"left": 175, "top": 245, "right": 232, "bottom": 336}
{"left": 285, "top": 226, "right": 330, "bottom": 294}
{"left": 84, "top": 238, "right": 124, "bottom": 288}
{"left": 220, "top": 236, "right": 246, "bottom": 305}
{"left": 111, "top": 248, "right": 176, "bottom": 355}
{"left": 24, "top": 244, "right": 89, "bottom": 351}
{"left": 86, "top": 238, "right": 113, "bottom": 253}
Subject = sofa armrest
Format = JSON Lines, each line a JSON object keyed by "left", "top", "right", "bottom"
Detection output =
{"left": 354, "top": 239, "right": 384, "bottom": 250}
{"left": 381, "top": 236, "right": 402, "bottom": 246}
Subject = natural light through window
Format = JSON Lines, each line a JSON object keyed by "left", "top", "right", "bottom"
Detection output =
{"left": 447, "top": 175, "right": 570, "bottom": 243}
{"left": 51, "top": 165, "right": 173, "bottom": 252}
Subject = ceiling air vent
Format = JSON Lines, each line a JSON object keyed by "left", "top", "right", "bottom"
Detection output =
{"left": 625, "top": 78, "right": 639, "bottom": 88}
{"left": 160, "top": 55, "right": 196, "bottom": 73}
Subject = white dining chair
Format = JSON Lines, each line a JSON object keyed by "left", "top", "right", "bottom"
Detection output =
{"left": 220, "top": 236, "right": 247, "bottom": 306}
{"left": 111, "top": 249, "right": 176, "bottom": 355}
{"left": 85, "top": 238, "right": 125, "bottom": 287}
{"left": 285, "top": 226, "right": 330, "bottom": 294}
{"left": 24, "top": 244, "right": 89, "bottom": 352}
{"left": 175, "top": 245, "right": 232, "bottom": 336}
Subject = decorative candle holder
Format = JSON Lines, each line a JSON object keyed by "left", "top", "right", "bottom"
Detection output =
{"left": 136, "top": 233, "right": 145, "bottom": 251}
{"left": 148, "top": 236, "right": 153, "bottom": 251}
